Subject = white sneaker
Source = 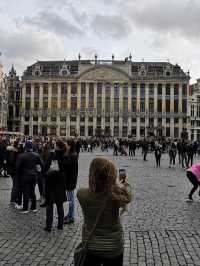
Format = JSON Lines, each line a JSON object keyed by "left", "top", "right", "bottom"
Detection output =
{"left": 185, "top": 198, "right": 193, "bottom": 202}
{"left": 30, "top": 209, "right": 38, "bottom": 213}
{"left": 15, "top": 204, "right": 23, "bottom": 210}
{"left": 19, "top": 210, "right": 29, "bottom": 214}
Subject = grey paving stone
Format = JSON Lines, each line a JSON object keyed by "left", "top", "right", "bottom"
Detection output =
{"left": 1, "top": 151, "right": 200, "bottom": 264}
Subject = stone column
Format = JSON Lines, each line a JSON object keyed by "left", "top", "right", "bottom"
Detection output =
{"left": 66, "top": 114, "right": 70, "bottom": 137}
{"left": 162, "top": 83, "right": 166, "bottom": 136}
{"left": 178, "top": 83, "right": 183, "bottom": 138}
{"left": 85, "top": 82, "right": 89, "bottom": 137}
{"left": 93, "top": 82, "right": 97, "bottom": 136}
{"left": 154, "top": 83, "right": 158, "bottom": 134}
{"left": 110, "top": 82, "right": 114, "bottom": 137}
{"left": 38, "top": 83, "right": 43, "bottom": 135}
{"left": 136, "top": 82, "right": 140, "bottom": 140}
{"left": 47, "top": 82, "right": 52, "bottom": 136}
{"left": 21, "top": 83, "right": 26, "bottom": 132}
{"left": 119, "top": 83, "right": 123, "bottom": 137}
{"left": 145, "top": 83, "right": 149, "bottom": 137}
{"left": 29, "top": 82, "right": 34, "bottom": 136}
{"left": 194, "top": 129, "right": 197, "bottom": 141}
{"left": 66, "top": 82, "right": 71, "bottom": 137}
{"left": 128, "top": 82, "right": 132, "bottom": 136}
{"left": 101, "top": 83, "right": 105, "bottom": 132}
{"left": 56, "top": 83, "right": 61, "bottom": 137}
{"left": 170, "top": 83, "right": 174, "bottom": 138}
{"left": 76, "top": 82, "right": 81, "bottom": 136}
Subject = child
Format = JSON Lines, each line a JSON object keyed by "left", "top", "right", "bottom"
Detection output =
{"left": 44, "top": 170, "right": 67, "bottom": 232}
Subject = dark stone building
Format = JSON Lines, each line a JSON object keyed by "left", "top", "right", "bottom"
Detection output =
{"left": 7, "top": 66, "right": 21, "bottom": 132}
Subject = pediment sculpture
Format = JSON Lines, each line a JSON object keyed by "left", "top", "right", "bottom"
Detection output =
{"left": 79, "top": 67, "right": 130, "bottom": 81}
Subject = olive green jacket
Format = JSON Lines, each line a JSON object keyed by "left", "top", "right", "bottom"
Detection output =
{"left": 77, "top": 188, "right": 127, "bottom": 258}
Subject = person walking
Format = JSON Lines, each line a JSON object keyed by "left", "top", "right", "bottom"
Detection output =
{"left": 168, "top": 142, "right": 177, "bottom": 168}
{"left": 155, "top": 143, "right": 162, "bottom": 167}
{"left": 16, "top": 140, "right": 44, "bottom": 213}
{"left": 143, "top": 139, "right": 149, "bottom": 161}
{"left": 76, "top": 157, "right": 132, "bottom": 266}
{"left": 181, "top": 141, "right": 188, "bottom": 168}
{"left": 186, "top": 162, "right": 200, "bottom": 202}
{"left": 187, "top": 142, "right": 195, "bottom": 168}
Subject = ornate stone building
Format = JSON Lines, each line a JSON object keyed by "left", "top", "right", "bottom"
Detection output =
{"left": 21, "top": 56, "right": 190, "bottom": 139}
{"left": 7, "top": 66, "right": 21, "bottom": 132}
{"left": 0, "top": 62, "right": 8, "bottom": 131}
{"left": 189, "top": 79, "right": 200, "bottom": 140}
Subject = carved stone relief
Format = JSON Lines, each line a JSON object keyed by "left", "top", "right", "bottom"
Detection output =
{"left": 79, "top": 67, "right": 130, "bottom": 81}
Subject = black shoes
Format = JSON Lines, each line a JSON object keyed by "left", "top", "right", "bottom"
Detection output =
{"left": 40, "top": 202, "right": 47, "bottom": 208}
{"left": 44, "top": 227, "right": 51, "bottom": 233}
{"left": 63, "top": 217, "right": 74, "bottom": 224}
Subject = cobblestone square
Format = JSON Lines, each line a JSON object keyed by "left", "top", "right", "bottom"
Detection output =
{"left": 1, "top": 150, "right": 200, "bottom": 265}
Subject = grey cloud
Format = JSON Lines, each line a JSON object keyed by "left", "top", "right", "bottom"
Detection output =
{"left": 0, "top": 29, "right": 63, "bottom": 60}
{"left": 68, "top": 5, "right": 88, "bottom": 27}
{"left": 91, "top": 14, "right": 131, "bottom": 39}
{"left": 23, "top": 10, "right": 84, "bottom": 37}
{"left": 126, "top": 0, "right": 200, "bottom": 39}
{"left": 80, "top": 46, "right": 98, "bottom": 58}
{"left": 34, "top": 0, "right": 73, "bottom": 8}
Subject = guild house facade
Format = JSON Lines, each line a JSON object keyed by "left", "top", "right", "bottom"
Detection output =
{"left": 0, "top": 62, "right": 8, "bottom": 131}
{"left": 189, "top": 79, "right": 200, "bottom": 140}
{"left": 7, "top": 66, "right": 21, "bottom": 132}
{"left": 21, "top": 55, "right": 190, "bottom": 139}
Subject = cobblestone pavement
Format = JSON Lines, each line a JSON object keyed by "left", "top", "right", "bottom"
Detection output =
{"left": 1, "top": 150, "right": 200, "bottom": 265}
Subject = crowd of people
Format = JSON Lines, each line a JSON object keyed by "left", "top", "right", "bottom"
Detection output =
{"left": 1, "top": 134, "right": 200, "bottom": 265}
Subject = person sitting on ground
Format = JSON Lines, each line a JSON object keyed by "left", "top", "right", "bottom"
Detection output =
{"left": 77, "top": 157, "right": 132, "bottom": 266}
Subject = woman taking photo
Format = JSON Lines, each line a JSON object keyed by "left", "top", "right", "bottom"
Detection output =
{"left": 77, "top": 157, "right": 132, "bottom": 266}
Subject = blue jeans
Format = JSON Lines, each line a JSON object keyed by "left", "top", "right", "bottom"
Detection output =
{"left": 66, "top": 190, "right": 75, "bottom": 219}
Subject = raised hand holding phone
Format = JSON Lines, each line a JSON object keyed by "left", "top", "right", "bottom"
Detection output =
{"left": 119, "top": 169, "right": 126, "bottom": 184}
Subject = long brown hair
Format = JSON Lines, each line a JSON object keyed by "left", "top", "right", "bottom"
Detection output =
{"left": 89, "top": 157, "right": 131, "bottom": 205}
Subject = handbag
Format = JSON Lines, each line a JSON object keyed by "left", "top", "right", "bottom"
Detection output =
{"left": 74, "top": 197, "right": 108, "bottom": 266}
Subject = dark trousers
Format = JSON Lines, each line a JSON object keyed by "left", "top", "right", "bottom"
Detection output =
{"left": 178, "top": 152, "right": 181, "bottom": 164}
{"left": 11, "top": 175, "right": 22, "bottom": 205}
{"left": 22, "top": 179, "right": 36, "bottom": 211}
{"left": 114, "top": 147, "right": 118, "bottom": 156}
{"left": 83, "top": 252, "right": 123, "bottom": 266}
{"left": 37, "top": 174, "right": 44, "bottom": 198}
{"left": 143, "top": 150, "right": 148, "bottom": 161}
{"left": 187, "top": 171, "right": 200, "bottom": 199}
{"left": 169, "top": 155, "right": 175, "bottom": 165}
{"left": 182, "top": 153, "right": 188, "bottom": 168}
{"left": 155, "top": 156, "right": 161, "bottom": 167}
{"left": 46, "top": 203, "right": 64, "bottom": 230}
{"left": 187, "top": 155, "right": 194, "bottom": 167}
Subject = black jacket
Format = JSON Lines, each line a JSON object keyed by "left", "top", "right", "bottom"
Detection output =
{"left": 16, "top": 151, "right": 44, "bottom": 182}
{"left": 6, "top": 147, "right": 19, "bottom": 176}
{"left": 58, "top": 152, "right": 78, "bottom": 191}
{"left": 45, "top": 170, "right": 67, "bottom": 204}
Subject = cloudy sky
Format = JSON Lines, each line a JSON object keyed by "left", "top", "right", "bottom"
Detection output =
{"left": 0, "top": 0, "right": 199, "bottom": 83}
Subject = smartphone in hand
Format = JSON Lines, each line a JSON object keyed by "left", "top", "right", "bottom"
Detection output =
{"left": 119, "top": 169, "right": 126, "bottom": 183}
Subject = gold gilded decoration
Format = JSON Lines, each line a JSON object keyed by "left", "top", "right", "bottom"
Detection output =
{"left": 79, "top": 67, "right": 129, "bottom": 81}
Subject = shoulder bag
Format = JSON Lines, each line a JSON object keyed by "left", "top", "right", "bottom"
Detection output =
{"left": 74, "top": 197, "right": 108, "bottom": 266}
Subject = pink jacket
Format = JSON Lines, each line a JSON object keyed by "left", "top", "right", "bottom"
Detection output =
{"left": 187, "top": 163, "right": 200, "bottom": 182}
